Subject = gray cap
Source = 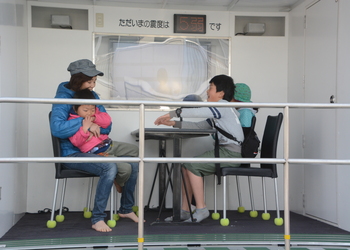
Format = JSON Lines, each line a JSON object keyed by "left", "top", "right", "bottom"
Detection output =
{"left": 67, "top": 59, "right": 104, "bottom": 77}
{"left": 183, "top": 94, "right": 202, "bottom": 102}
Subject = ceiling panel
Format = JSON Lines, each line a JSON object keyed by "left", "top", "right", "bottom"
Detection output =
{"left": 42, "top": 0, "right": 303, "bottom": 12}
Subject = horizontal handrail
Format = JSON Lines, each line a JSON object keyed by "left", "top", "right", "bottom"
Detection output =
{"left": 2, "top": 97, "right": 350, "bottom": 108}
{"left": 3, "top": 157, "right": 350, "bottom": 165}
{"left": 0, "top": 157, "right": 285, "bottom": 164}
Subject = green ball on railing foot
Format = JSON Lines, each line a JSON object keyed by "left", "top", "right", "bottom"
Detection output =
{"left": 262, "top": 212, "right": 270, "bottom": 220}
{"left": 237, "top": 206, "right": 245, "bottom": 213}
{"left": 113, "top": 214, "right": 120, "bottom": 221}
{"left": 211, "top": 212, "right": 220, "bottom": 220}
{"left": 55, "top": 215, "right": 65, "bottom": 222}
{"left": 107, "top": 219, "right": 116, "bottom": 228}
{"left": 220, "top": 218, "right": 230, "bottom": 226}
{"left": 47, "top": 220, "right": 57, "bottom": 228}
{"left": 83, "top": 211, "right": 92, "bottom": 219}
{"left": 274, "top": 217, "right": 284, "bottom": 226}
{"left": 250, "top": 210, "right": 258, "bottom": 218}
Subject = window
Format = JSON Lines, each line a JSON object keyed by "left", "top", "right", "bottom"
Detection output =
{"left": 94, "top": 34, "right": 230, "bottom": 108}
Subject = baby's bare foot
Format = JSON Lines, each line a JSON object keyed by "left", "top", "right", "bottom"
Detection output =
{"left": 92, "top": 220, "right": 112, "bottom": 232}
{"left": 118, "top": 212, "right": 142, "bottom": 223}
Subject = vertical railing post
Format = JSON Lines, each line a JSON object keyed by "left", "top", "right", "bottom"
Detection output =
{"left": 283, "top": 106, "right": 290, "bottom": 250}
{"left": 138, "top": 103, "right": 145, "bottom": 250}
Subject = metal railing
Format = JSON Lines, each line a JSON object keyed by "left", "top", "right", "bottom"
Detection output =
{"left": 2, "top": 97, "right": 350, "bottom": 250}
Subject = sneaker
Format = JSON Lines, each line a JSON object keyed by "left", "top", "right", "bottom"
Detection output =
{"left": 184, "top": 207, "right": 209, "bottom": 223}
{"left": 164, "top": 210, "right": 190, "bottom": 222}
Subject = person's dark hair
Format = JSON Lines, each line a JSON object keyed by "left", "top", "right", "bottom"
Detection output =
{"left": 209, "top": 74, "right": 235, "bottom": 102}
{"left": 67, "top": 72, "right": 93, "bottom": 92}
{"left": 73, "top": 89, "right": 96, "bottom": 111}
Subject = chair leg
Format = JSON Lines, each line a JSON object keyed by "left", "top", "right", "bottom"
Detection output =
{"left": 106, "top": 186, "right": 116, "bottom": 228}
{"left": 113, "top": 186, "right": 120, "bottom": 221}
{"left": 248, "top": 177, "right": 258, "bottom": 218}
{"left": 222, "top": 176, "right": 227, "bottom": 219}
{"left": 86, "top": 178, "right": 94, "bottom": 210}
{"left": 56, "top": 179, "right": 67, "bottom": 222}
{"left": 47, "top": 179, "right": 60, "bottom": 228}
{"left": 261, "top": 177, "right": 270, "bottom": 220}
{"left": 262, "top": 178, "right": 267, "bottom": 212}
{"left": 220, "top": 176, "right": 229, "bottom": 226}
{"left": 212, "top": 175, "right": 220, "bottom": 220}
{"left": 50, "top": 180, "right": 59, "bottom": 221}
{"left": 214, "top": 175, "right": 217, "bottom": 212}
{"left": 110, "top": 186, "right": 114, "bottom": 219}
{"left": 236, "top": 176, "right": 245, "bottom": 213}
{"left": 132, "top": 182, "right": 138, "bottom": 213}
{"left": 273, "top": 178, "right": 284, "bottom": 226}
{"left": 83, "top": 178, "right": 94, "bottom": 218}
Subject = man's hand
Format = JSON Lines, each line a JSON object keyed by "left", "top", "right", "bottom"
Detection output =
{"left": 154, "top": 113, "right": 175, "bottom": 127}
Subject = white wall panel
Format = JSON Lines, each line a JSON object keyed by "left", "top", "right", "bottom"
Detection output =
{"left": 336, "top": 0, "right": 350, "bottom": 232}
{"left": 0, "top": 0, "right": 28, "bottom": 238}
{"left": 231, "top": 33, "right": 288, "bottom": 210}
{"left": 27, "top": 26, "right": 93, "bottom": 212}
{"left": 288, "top": 0, "right": 350, "bottom": 231}
{"left": 287, "top": 0, "right": 306, "bottom": 215}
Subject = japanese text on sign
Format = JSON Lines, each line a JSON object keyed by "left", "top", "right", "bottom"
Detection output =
{"left": 209, "top": 23, "right": 222, "bottom": 31}
{"left": 119, "top": 19, "right": 170, "bottom": 29}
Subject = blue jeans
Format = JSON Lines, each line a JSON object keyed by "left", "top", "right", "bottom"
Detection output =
{"left": 104, "top": 142, "right": 139, "bottom": 214}
{"left": 65, "top": 153, "right": 117, "bottom": 225}
{"left": 118, "top": 161, "right": 139, "bottom": 214}
{"left": 64, "top": 153, "right": 139, "bottom": 224}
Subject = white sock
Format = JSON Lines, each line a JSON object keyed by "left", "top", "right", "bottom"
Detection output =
{"left": 180, "top": 209, "right": 191, "bottom": 220}
{"left": 192, "top": 207, "right": 209, "bottom": 222}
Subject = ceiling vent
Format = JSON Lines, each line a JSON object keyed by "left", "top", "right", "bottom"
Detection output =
{"left": 51, "top": 15, "right": 72, "bottom": 29}
{"left": 244, "top": 23, "right": 265, "bottom": 35}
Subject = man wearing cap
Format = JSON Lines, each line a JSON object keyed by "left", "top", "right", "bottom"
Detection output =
{"left": 50, "top": 59, "right": 139, "bottom": 232}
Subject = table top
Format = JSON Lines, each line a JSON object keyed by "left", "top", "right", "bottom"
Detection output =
{"left": 131, "top": 127, "right": 215, "bottom": 140}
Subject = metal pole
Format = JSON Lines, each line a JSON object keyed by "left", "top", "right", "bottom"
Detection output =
{"left": 138, "top": 104, "right": 145, "bottom": 250}
{"left": 172, "top": 138, "right": 182, "bottom": 221}
{"left": 284, "top": 106, "right": 290, "bottom": 250}
{"left": 158, "top": 140, "right": 167, "bottom": 209}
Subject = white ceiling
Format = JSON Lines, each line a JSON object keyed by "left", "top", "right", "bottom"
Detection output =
{"left": 39, "top": 0, "right": 303, "bottom": 12}
{"left": 101, "top": 0, "right": 303, "bottom": 12}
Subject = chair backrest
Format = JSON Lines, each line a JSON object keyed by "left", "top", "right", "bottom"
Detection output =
{"left": 240, "top": 116, "right": 257, "bottom": 168}
{"left": 49, "top": 112, "right": 96, "bottom": 179}
{"left": 49, "top": 111, "right": 69, "bottom": 179}
{"left": 242, "top": 116, "right": 256, "bottom": 137}
{"left": 260, "top": 112, "right": 283, "bottom": 177}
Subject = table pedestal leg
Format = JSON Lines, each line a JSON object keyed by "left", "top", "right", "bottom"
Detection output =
{"left": 172, "top": 138, "right": 182, "bottom": 222}
{"left": 158, "top": 140, "right": 166, "bottom": 209}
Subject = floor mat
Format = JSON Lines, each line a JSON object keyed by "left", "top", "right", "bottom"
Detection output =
{"left": 1, "top": 210, "right": 349, "bottom": 241}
